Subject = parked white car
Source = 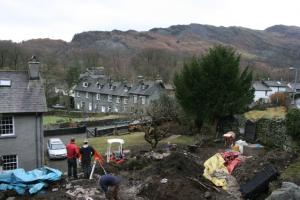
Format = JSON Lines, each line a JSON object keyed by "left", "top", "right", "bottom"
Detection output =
{"left": 47, "top": 138, "right": 67, "bottom": 159}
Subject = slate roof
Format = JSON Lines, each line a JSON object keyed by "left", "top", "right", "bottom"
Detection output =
{"left": 263, "top": 80, "right": 288, "bottom": 87}
{"left": 0, "top": 71, "right": 47, "bottom": 113}
{"left": 252, "top": 81, "right": 272, "bottom": 91}
{"left": 75, "top": 73, "right": 164, "bottom": 96}
{"left": 129, "top": 81, "right": 163, "bottom": 96}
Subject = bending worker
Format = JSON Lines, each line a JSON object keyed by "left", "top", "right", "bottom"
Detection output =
{"left": 99, "top": 174, "right": 121, "bottom": 200}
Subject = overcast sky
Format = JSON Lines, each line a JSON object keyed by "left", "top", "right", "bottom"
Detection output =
{"left": 0, "top": 0, "right": 299, "bottom": 42}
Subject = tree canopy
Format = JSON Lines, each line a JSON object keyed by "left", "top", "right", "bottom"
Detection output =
{"left": 174, "top": 45, "right": 254, "bottom": 131}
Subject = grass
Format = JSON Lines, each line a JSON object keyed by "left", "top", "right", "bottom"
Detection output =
{"left": 244, "top": 106, "right": 287, "bottom": 121}
{"left": 281, "top": 155, "right": 300, "bottom": 183}
{"left": 75, "top": 132, "right": 196, "bottom": 154}
{"left": 43, "top": 114, "right": 122, "bottom": 126}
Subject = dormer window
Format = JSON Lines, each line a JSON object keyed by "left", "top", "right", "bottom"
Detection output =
{"left": 0, "top": 80, "right": 11, "bottom": 87}
{"left": 142, "top": 84, "right": 148, "bottom": 90}
{"left": 109, "top": 84, "right": 116, "bottom": 90}
{"left": 83, "top": 82, "right": 88, "bottom": 87}
{"left": 97, "top": 82, "right": 104, "bottom": 89}
{"left": 124, "top": 86, "right": 129, "bottom": 92}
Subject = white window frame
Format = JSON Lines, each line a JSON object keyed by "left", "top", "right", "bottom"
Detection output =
{"left": 108, "top": 95, "right": 112, "bottom": 102}
{"left": 123, "top": 97, "right": 128, "bottom": 104}
{"left": 81, "top": 101, "right": 85, "bottom": 109}
{"left": 141, "top": 96, "right": 146, "bottom": 105}
{"left": 96, "top": 93, "right": 101, "bottom": 100}
{"left": 0, "top": 115, "right": 15, "bottom": 136}
{"left": 86, "top": 92, "right": 89, "bottom": 99}
{"left": 101, "top": 106, "right": 106, "bottom": 113}
{"left": 76, "top": 91, "right": 80, "bottom": 97}
{"left": 2, "top": 154, "right": 18, "bottom": 171}
{"left": 83, "top": 82, "right": 88, "bottom": 87}
{"left": 116, "top": 97, "right": 120, "bottom": 104}
{"left": 107, "top": 106, "right": 112, "bottom": 112}
{"left": 76, "top": 103, "right": 80, "bottom": 110}
{"left": 133, "top": 95, "right": 138, "bottom": 104}
{"left": 124, "top": 87, "right": 128, "bottom": 92}
{"left": 88, "top": 103, "right": 92, "bottom": 111}
{"left": 0, "top": 80, "right": 11, "bottom": 87}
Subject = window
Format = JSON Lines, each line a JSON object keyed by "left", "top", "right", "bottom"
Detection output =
{"left": 76, "top": 103, "right": 80, "bottom": 110}
{"left": 114, "top": 107, "right": 119, "bottom": 112}
{"left": 97, "top": 83, "right": 104, "bottom": 89}
{"left": 2, "top": 155, "right": 18, "bottom": 170}
{"left": 88, "top": 103, "right": 92, "bottom": 111}
{"left": 123, "top": 97, "right": 128, "bottom": 104}
{"left": 0, "top": 116, "right": 14, "bottom": 136}
{"left": 133, "top": 95, "right": 137, "bottom": 104}
{"left": 116, "top": 97, "right": 120, "bottom": 104}
{"left": 108, "top": 95, "right": 112, "bottom": 102}
{"left": 101, "top": 106, "right": 106, "bottom": 113}
{"left": 0, "top": 80, "right": 11, "bottom": 87}
{"left": 94, "top": 103, "right": 98, "bottom": 110}
{"left": 83, "top": 82, "right": 88, "bottom": 87}
{"left": 81, "top": 101, "right": 85, "bottom": 109}
{"left": 76, "top": 91, "right": 80, "bottom": 97}
{"left": 96, "top": 93, "right": 101, "bottom": 100}
{"left": 86, "top": 92, "right": 89, "bottom": 99}
{"left": 141, "top": 96, "right": 146, "bottom": 105}
{"left": 124, "top": 86, "right": 128, "bottom": 92}
{"left": 107, "top": 106, "right": 112, "bottom": 112}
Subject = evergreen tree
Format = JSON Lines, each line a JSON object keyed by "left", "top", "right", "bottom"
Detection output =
{"left": 174, "top": 45, "right": 254, "bottom": 132}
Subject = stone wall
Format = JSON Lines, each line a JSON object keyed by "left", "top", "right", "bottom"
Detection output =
{"left": 255, "top": 118, "right": 293, "bottom": 151}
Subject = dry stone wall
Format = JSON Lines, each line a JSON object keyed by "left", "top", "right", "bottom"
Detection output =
{"left": 255, "top": 118, "right": 293, "bottom": 151}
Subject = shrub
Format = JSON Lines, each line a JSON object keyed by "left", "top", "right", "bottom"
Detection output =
{"left": 286, "top": 108, "right": 300, "bottom": 140}
{"left": 270, "top": 92, "right": 289, "bottom": 107}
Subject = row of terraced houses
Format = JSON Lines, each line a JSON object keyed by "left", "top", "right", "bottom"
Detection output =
{"left": 73, "top": 68, "right": 174, "bottom": 114}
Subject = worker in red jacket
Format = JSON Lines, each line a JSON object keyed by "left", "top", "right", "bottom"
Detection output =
{"left": 66, "top": 137, "right": 79, "bottom": 179}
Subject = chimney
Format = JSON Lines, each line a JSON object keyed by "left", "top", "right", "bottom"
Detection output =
{"left": 28, "top": 56, "right": 40, "bottom": 80}
{"left": 137, "top": 75, "right": 144, "bottom": 84}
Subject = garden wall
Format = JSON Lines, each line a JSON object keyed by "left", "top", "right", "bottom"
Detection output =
{"left": 255, "top": 118, "right": 293, "bottom": 151}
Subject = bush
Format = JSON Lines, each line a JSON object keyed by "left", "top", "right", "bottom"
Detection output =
{"left": 286, "top": 108, "right": 300, "bottom": 140}
{"left": 270, "top": 92, "right": 289, "bottom": 107}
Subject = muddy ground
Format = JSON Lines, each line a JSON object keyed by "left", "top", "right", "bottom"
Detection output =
{"left": 1, "top": 142, "right": 298, "bottom": 200}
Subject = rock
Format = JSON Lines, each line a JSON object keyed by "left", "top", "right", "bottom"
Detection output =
{"left": 52, "top": 188, "right": 58, "bottom": 192}
{"left": 65, "top": 183, "right": 72, "bottom": 190}
{"left": 204, "top": 191, "right": 211, "bottom": 199}
{"left": 266, "top": 182, "right": 300, "bottom": 200}
{"left": 6, "top": 197, "right": 15, "bottom": 200}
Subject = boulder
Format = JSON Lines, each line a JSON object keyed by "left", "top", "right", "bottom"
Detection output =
{"left": 266, "top": 182, "right": 300, "bottom": 200}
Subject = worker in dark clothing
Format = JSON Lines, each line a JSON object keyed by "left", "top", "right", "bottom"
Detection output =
{"left": 66, "top": 137, "right": 79, "bottom": 179}
{"left": 80, "top": 139, "right": 95, "bottom": 179}
{"left": 99, "top": 174, "right": 121, "bottom": 200}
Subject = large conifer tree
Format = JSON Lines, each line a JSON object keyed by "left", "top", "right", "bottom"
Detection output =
{"left": 174, "top": 45, "right": 254, "bottom": 131}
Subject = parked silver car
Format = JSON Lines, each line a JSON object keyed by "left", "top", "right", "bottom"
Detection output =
{"left": 47, "top": 138, "right": 67, "bottom": 159}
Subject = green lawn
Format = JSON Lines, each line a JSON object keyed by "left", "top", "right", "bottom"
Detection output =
{"left": 43, "top": 114, "right": 122, "bottom": 126}
{"left": 244, "top": 106, "right": 286, "bottom": 121}
{"left": 75, "top": 132, "right": 195, "bottom": 154}
{"left": 281, "top": 155, "right": 300, "bottom": 184}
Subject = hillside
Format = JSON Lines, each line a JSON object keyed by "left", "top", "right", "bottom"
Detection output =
{"left": 1, "top": 23, "right": 300, "bottom": 82}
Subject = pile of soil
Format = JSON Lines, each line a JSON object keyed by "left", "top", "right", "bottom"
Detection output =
{"left": 137, "top": 152, "right": 233, "bottom": 200}
{"left": 232, "top": 149, "right": 295, "bottom": 185}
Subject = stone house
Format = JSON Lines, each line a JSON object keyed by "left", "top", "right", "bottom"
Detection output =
{"left": 74, "top": 69, "right": 167, "bottom": 114}
{"left": 0, "top": 58, "right": 47, "bottom": 171}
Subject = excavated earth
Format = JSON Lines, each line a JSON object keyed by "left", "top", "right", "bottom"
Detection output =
{"left": 1, "top": 143, "right": 298, "bottom": 200}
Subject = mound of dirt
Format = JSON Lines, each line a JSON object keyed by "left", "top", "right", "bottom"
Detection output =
{"left": 232, "top": 149, "right": 295, "bottom": 185}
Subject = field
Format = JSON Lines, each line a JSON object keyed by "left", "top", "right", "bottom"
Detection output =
{"left": 244, "top": 106, "right": 286, "bottom": 121}
{"left": 75, "top": 132, "right": 195, "bottom": 154}
{"left": 43, "top": 114, "right": 121, "bottom": 126}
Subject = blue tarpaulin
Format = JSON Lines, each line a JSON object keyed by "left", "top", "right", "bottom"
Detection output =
{"left": 0, "top": 166, "right": 62, "bottom": 194}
